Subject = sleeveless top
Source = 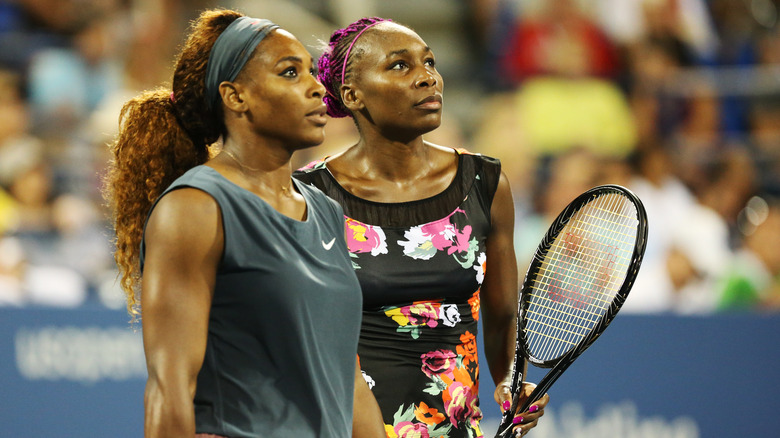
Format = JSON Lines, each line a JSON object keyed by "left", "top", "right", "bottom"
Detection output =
{"left": 294, "top": 150, "right": 501, "bottom": 438}
{"left": 140, "top": 165, "right": 362, "bottom": 438}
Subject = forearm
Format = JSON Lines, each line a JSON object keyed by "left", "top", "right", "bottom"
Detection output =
{"left": 144, "top": 376, "right": 196, "bottom": 437}
{"left": 483, "top": 313, "right": 516, "bottom": 384}
{"left": 352, "top": 366, "right": 385, "bottom": 437}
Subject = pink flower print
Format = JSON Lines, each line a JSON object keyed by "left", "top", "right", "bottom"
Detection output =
{"left": 402, "top": 302, "right": 440, "bottom": 328}
{"left": 399, "top": 208, "right": 473, "bottom": 260}
{"left": 299, "top": 159, "right": 326, "bottom": 170}
{"left": 443, "top": 382, "right": 480, "bottom": 428}
{"left": 421, "top": 218, "right": 456, "bottom": 252}
{"left": 345, "top": 218, "right": 388, "bottom": 256}
{"left": 395, "top": 421, "right": 431, "bottom": 438}
{"left": 420, "top": 349, "right": 458, "bottom": 379}
{"left": 447, "top": 225, "right": 472, "bottom": 255}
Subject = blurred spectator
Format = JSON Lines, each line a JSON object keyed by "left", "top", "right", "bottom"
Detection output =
{"left": 593, "top": 0, "right": 718, "bottom": 64}
{"left": 622, "top": 145, "right": 732, "bottom": 314}
{"left": 748, "top": 94, "right": 780, "bottom": 197}
{"left": 707, "top": 0, "right": 777, "bottom": 136}
{"left": 497, "top": 0, "right": 621, "bottom": 86}
{"left": 717, "top": 197, "right": 780, "bottom": 311}
{"left": 26, "top": 13, "right": 124, "bottom": 136}
{"left": 624, "top": 30, "right": 688, "bottom": 143}
{"left": 512, "top": 148, "right": 601, "bottom": 271}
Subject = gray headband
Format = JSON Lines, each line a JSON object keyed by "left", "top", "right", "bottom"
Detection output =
{"left": 205, "top": 16, "right": 280, "bottom": 111}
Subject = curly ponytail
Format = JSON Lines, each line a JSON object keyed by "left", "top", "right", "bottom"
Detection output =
{"left": 104, "top": 9, "right": 244, "bottom": 317}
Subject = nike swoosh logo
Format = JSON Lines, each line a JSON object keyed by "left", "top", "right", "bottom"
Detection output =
{"left": 322, "top": 238, "right": 336, "bottom": 250}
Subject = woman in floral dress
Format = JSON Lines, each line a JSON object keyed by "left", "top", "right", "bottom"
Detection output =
{"left": 294, "top": 18, "right": 548, "bottom": 438}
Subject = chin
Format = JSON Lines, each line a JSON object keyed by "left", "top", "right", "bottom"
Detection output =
{"left": 420, "top": 118, "right": 442, "bottom": 134}
{"left": 298, "top": 134, "right": 326, "bottom": 150}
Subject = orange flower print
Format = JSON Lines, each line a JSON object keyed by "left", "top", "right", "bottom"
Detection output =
{"left": 455, "top": 331, "right": 477, "bottom": 362}
{"left": 415, "top": 402, "right": 445, "bottom": 426}
{"left": 451, "top": 364, "right": 474, "bottom": 388}
{"left": 457, "top": 331, "right": 479, "bottom": 383}
{"left": 457, "top": 331, "right": 477, "bottom": 358}
{"left": 468, "top": 291, "right": 480, "bottom": 321}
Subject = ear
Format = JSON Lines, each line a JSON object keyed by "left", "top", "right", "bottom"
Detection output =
{"left": 219, "top": 81, "right": 248, "bottom": 113}
{"left": 340, "top": 84, "right": 364, "bottom": 113}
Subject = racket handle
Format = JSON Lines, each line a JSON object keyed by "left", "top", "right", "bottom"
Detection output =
{"left": 517, "top": 367, "right": 564, "bottom": 413}
{"left": 494, "top": 368, "right": 563, "bottom": 437}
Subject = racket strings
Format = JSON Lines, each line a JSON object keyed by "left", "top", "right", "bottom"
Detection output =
{"left": 528, "top": 193, "right": 635, "bottom": 358}
{"left": 525, "top": 193, "right": 639, "bottom": 362}
{"left": 532, "top": 193, "right": 633, "bottom": 354}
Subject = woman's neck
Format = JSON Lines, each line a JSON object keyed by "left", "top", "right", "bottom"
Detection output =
{"left": 214, "top": 138, "right": 296, "bottom": 198}
{"left": 348, "top": 134, "right": 435, "bottom": 182}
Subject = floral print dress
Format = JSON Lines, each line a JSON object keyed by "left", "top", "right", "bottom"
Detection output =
{"left": 294, "top": 150, "right": 501, "bottom": 438}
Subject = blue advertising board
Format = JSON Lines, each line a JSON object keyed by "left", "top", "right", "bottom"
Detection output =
{"left": 478, "top": 313, "right": 780, "bottom": 437}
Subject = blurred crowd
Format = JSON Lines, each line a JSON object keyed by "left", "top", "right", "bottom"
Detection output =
{"left": 0, "top": 0, "right": 777, "bottom": 314}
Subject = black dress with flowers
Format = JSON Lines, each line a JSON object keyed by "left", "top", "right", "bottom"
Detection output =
{"left": 294, "top": 150, "right": 501, "bottom": 438}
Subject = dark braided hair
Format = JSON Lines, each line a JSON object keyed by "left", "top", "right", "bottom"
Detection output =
{"left": 103, "top": 9, "right": 244, "bottom": 317}
{"left": 317, "top": 17, "right": 391, "bottom": 118}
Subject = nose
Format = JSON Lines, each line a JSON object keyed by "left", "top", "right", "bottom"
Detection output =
{"left": 311, "top": 75, "right": 327, "bottom": 98}
{"left": 414, "top": 68, "right": 438, "bottom": 89}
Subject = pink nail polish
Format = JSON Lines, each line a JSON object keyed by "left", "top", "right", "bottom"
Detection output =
{"left": 529, "top": 405, "right": 539, "bottom": 413}
{"left": 513, "top": 416, "right": 524, "bottom": 425}
{"left": 503, "top": 400, "right": 511, "bottom": 411}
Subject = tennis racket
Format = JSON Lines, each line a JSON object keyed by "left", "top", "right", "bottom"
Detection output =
{"left": 495, "top": 184, "right": 648, "bottom": 438}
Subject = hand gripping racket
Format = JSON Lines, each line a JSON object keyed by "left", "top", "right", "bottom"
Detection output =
{"left": 495, "top": 184, "right": 648, "bottom": 438}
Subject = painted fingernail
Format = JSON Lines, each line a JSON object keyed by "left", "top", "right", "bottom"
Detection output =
{"left": 513, "top": 416, "right": 524, "bottom": 425}
{"left": 503, "top": 400, "right": 511, "bottom": 411}
{"left": 529, "top": 405, "right": 539, "bottom": 413}
{"left": 514, "top": 427, "right": 523, "bottom": 437}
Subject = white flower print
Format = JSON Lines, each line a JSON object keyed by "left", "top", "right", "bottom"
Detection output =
{"left": 439, "top": 304, "right": 461, "bottom": 327}
{"left": 362, "top": 370, "right": 375, "bottom": 389}
{"left": 397, "top": 226, "right": 437, "bottom": 260}
{"left": 474, "top": 252, "right": 486, "bottom": 284}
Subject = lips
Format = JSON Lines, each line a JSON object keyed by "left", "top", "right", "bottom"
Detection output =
{"left": 415, "top": 94, "right": 443, "bottom": 110}
{"left": 306, "top": 105, "right": 327, "bottom": 117}
{"left": 306, "top": 105, "right": 328, "bottom": 125}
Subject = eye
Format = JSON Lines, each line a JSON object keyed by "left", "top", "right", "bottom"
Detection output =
{"left": 425, "top": 58, "right": 436, "bottom": 67}
{"left": 281, "top": 67, "right": 298, "bottom": 78}
{"left": 390, "top": 60, "right": 408, "bottom": 70}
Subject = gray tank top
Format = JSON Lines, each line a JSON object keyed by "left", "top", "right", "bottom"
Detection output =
{"left": 141, "top": 165, "right": 362, "bottom": 437}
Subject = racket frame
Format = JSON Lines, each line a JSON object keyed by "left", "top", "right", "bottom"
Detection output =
{"left": 495, "top": 184, "right": 648, "bottom": 438}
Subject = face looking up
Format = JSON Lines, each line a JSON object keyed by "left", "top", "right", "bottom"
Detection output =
{"left": 232, "top": 29, "right": 328, "bottom": 150}
{"left": 341, "top": 22, "right": 444, "bottom": 140}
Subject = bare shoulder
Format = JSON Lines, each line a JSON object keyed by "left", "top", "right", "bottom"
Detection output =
{"left": 422, "top": 140, "right": 459, "bottom": 172}
{"left": 145, "top": 188, "right": 221, "bottom": 243}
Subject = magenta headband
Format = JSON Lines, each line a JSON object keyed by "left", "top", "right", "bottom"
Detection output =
{"left": 341, "top": 20, "right": 390, "bottom": 84}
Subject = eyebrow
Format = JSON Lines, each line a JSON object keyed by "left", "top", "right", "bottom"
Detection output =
{"left": 386, "top": 46, "right": 432, "bottom": 58}
{"left": 275, "top": 55, "right": 310, "bottom": 66}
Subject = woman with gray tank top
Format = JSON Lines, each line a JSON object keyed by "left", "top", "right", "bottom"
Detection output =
{"left": 103, "top": 9, "right": 384, "bottom": 438}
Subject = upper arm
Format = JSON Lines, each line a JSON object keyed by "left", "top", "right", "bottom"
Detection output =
{"left": 141, "top": 187, "right": 224, "bottom": 396}
{"left": 481, "top": 171, "right": 519, "bottom": 324}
